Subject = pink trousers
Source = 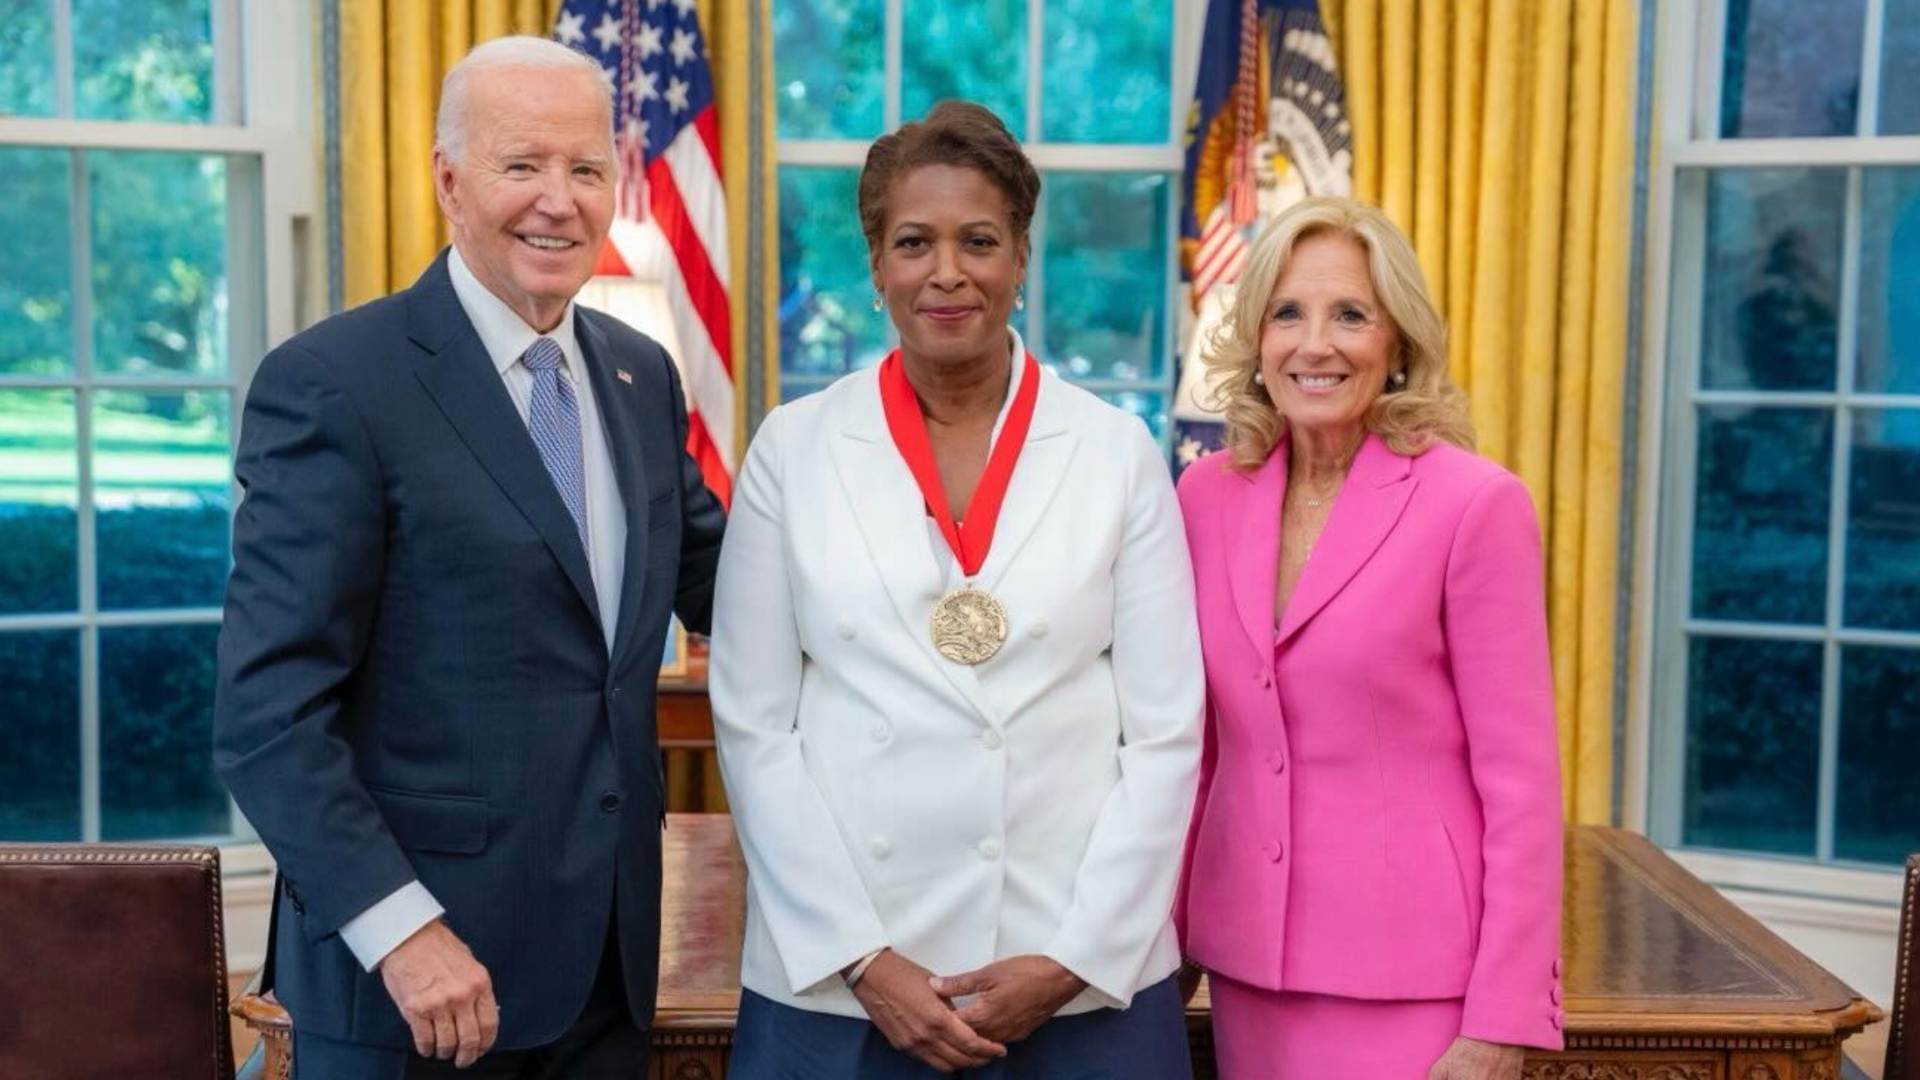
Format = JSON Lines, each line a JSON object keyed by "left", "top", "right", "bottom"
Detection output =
{"left": 1209, "top": 975, "right": 1465, "bottom": 1079}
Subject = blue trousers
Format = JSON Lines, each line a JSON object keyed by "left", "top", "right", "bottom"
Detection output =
{"left": 729, "top": 975, "right": 1193, "bottom": 1079}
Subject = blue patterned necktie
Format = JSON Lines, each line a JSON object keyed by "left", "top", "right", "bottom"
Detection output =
{"left": 521, "top": 337, "right": 590, "bottom": 557}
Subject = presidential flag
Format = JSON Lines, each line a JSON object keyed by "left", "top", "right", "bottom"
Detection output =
{"left": 556, "top": 0, "right": 735, "bottom": 506}
{"left": 1174, "top": 0, "right": 1351, "bottom": 474}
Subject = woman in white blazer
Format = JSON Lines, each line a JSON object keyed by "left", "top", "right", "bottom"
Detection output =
{"left": 710, "top": 101, "right": 1204, "bottom": 1078}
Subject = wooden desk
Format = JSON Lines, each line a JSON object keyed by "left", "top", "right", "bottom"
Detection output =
{"left": 236, "top": 819, "right": 1881, "bottom": 1079}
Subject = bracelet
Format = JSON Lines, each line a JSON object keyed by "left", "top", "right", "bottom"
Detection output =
{"left": 843, "top": 947, "right": 887, "bottom": 988}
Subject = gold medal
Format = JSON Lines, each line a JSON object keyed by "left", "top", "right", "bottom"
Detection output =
{"left": 930, "top": 585, "right": 1009, "bottom": 666}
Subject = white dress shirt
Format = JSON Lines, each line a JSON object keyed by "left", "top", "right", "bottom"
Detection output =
{"left": 337, "top": 245, "right": 628, "bottom": 971}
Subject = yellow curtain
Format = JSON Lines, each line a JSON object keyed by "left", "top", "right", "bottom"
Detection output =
{"left": 336, "top": 0, "right": 777, "bottom": 811}
{"left": 1324, "top": 0, "right": 1638, "bottom": 824}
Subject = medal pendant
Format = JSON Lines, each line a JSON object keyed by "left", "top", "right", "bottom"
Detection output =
{"left": 930, "top": 585, "right": 1009, "bottom": 665}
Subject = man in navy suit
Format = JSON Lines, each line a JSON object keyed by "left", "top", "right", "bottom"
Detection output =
{"left": 214, "top": 35, "right": 726, "bottom": 1078}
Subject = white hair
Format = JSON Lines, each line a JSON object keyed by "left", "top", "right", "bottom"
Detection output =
{"left": 436, "top": 35, "right": 615, "bottom": 162}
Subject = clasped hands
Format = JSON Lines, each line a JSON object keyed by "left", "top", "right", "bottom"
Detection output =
{"left": 849, "top": 950, "right": 1086, "bottom": 1073}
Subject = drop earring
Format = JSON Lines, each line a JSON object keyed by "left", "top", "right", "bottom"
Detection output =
{"left": 1015, "top": 291, "right": 1026, "bottom": 312}
{"left": 872, "top": 292, "right": 884, "bottom": 312}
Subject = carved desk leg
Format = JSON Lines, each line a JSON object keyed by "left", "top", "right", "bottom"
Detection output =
{"left": 649, "top": 1031, "right": 729, "bottom": 1080}
{"left": 1522, "top": 1049, "right": 1722, "bottom": 1079}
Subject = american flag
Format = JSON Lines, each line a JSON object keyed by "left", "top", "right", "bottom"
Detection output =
{"left": 556, "top": 0, "right": 734, "bottom": 506}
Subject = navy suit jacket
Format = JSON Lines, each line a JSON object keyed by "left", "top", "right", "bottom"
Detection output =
{"left": 213, "top": 251, "right": 726, "bottom": 1050}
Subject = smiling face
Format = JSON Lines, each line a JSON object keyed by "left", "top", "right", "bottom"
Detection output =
{"left": 1257, "top": 229, "right": 1400, "bottom": 444}
{"left": 433, "top": 64, "right": 614, "bottom": 333}
{"left": 870, "top": 163, "right": 1027, "bottom": 369}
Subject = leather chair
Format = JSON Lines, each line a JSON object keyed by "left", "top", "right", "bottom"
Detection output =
{"left": 1889, "top": 854, "right": 1920, "bottom": 1080}
{"left": 0, "top": 843, "right": 235, "bottom": 1078}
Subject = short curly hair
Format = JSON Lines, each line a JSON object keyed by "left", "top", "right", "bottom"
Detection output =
{"left": 857, "top": 101, "right": 1041, "bottom": 255}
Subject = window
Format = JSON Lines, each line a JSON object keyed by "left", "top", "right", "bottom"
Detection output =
{"left": 1645, "top": 0, "right": 1920, "bottom": 882}
{"left": 0, "top": 0, "right": 306, "bottom": 843}
{"left": 770, "top": 0, "right": 1185, "bottom": 443}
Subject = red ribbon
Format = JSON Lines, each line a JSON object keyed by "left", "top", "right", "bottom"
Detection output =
{"left": 878, "top": 349, "right": 1042, "bottom": 578}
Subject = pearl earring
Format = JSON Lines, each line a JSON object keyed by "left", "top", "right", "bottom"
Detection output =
{"left": 1389, "top": 369, "right": 1408, "bottom": 389}
{"left": 1015, "top": 292, "right": 1026, "bottom": 312}
{"left": 872, "top": 293, "right": 883, "bottom": 312}
{"left": 1252, "top": 371, "right": 1265, "bottom": 386}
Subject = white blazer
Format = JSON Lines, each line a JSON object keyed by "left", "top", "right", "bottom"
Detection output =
{"left": 709, "top": 345, "right": 1203, "bottom": 1020}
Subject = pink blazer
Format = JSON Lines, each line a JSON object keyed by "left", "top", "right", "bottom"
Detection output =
{"left": 1175, "top": 433, "right": 1564, "bottom": 1051}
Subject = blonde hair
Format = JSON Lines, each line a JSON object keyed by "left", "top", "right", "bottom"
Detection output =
{"left": 1203, "top": 196, "right": 1473, "bottom": 470}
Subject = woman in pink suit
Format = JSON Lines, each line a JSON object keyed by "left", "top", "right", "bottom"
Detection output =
{"left": 1175, "top": 197, "right": 1564, "bottom": 1079}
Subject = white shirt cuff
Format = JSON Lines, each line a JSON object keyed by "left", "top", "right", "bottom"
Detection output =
{"left": 338, "top": 880, "right": 444, "bottom": 972}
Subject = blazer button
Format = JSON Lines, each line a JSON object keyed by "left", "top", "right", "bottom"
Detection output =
{"left": 977, "top": 838, "right": 1002, "bottom": 861}
{"left": 836, "top": 621, "right": 857, "bottom": 641}
{"left": 1552, "top": 957, "right": 1563, "bottom": 979}
{"left": 981, "top": 729, "right": 1004, "bottom": 750}
{"left": 1262, "top": 839, "right": 1285, "bottom": 862}
{"left": 1266, "top": 750, "right": 1286, "bottom": 774}
{"left": 1257, "top": 670, "right": 1272, "bottom": 689}
{"left": 600, "top": 792, "right": 622, "bottom": 813}
{"left": 1550, "top": 986, "right": 1563, "bottom": 1006}
{"left": 1550, "top": 1008, "right": 1565, "bottom": 1031}
{"left": 870, "top": 721, "right": 890, "bottom": 743}
{"left": 870, "top": 836, "right": 892, "bottom": 860}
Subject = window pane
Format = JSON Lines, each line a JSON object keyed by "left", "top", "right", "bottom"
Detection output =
{"left": 1095, "top": 389, "right": 1168, "bottom": 443}
{"left": 1835, "top": 646, "right": 1920, "bottom": 864}
{"left": 1042, "top": 172, "right": 1168, "bottom": 381}
{"left": 1845, "top": 409, "right": 1920, "bottom": 631}
{"left": 0, "top": 147, "right": 74, "bottom": 376}
{"left": 1698, "top": 167, "right": 1845, "bottom": 392}
{"left": 1041, "top": 0, "right": 1170, "bottom": 142}
{"left": 1876, "top": 0, "right": 1920, "bottom": 134}
{"left": 1683, "top": 635, "right": 1821, "bottom": 855}
{"left": 0, "top": 390, "right": 77, "bottom": 614}
{"left": 100, "top": 623, "right": 227, "bottom": 840}
{"left": 89, "top": 151, "right": 229, "bottom": 377}
{"left": 73, "top": 0, "right": 212, "bottom": 123}
{"left": 1856, "top": 167, "right": 1920, "bottom": 395}
{"left": 0, "top": 0, "right": 55, "bottom": 117}
{"left": 773, "top": 0, "right": 883, "bottom": 138}
{"left": 0, "top": 630, "right": 79, "bottom": 840}
{"left": 94, "top": 390, "right": 230, "bottom": 610}
{"left": 901, "top": 0, "right": 1026, "bottom": 139}
{"left": 1719, "top": 0, "right": 1864, "bottom": 137}
{"left": 1691, "top": 406, "right": 1832, "bottom": 624}
{"left": 779, "top": 167, "right": 892, "bottom": 384}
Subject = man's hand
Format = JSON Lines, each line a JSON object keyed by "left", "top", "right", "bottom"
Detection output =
{"left": 849, "top": 950, "right": 1007, "bottom": 1073}
{"left": 378, "top": 919, "right": 499, "bottom": 1068}
{"left": 930, "top": 955, "right": 1086, "bottom": 1045}
{"left": 1428, "top": 1035, "right": 1525, "bottom": 1080}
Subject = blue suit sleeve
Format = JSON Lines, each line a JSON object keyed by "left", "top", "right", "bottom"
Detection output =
{"left": 213, "top": 343, "right": 418, "bottom": 941}
{"left": 662, "top": 351, "right": 725, "bottom": 635}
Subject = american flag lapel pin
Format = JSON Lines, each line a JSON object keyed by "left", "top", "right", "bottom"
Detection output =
{"left": 616, "top": 368, "right": 632, "bottom": 385}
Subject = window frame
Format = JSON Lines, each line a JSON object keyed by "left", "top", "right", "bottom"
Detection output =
{"left": 0, "top": 0, "right": 314, "bottom": 856}
{"left": 769, "top": 0, "right": 1200, "bottom": 449}
{"left": 1628, "top": 0, "right": 1919, "bottom": 907}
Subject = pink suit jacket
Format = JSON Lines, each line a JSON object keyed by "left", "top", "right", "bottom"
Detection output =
{"left": 1175, "top": 433, "right": 1565, "bottom": 1051}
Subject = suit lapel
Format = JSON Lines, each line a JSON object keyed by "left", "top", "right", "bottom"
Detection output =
{"left": 406, "top": 254, "right": 602, "bottom": 629}
{"left": 577, "top": 313, "right": 653, "bottom": 667}
{"left": 976, "top": 372, "right": 1075, "bottom": 595}
{"left": 1276, "top": 434, "right": 1416, "bottom": 647}
{"left": 1228, "top": 445, "right": 1285, "bottom": 660}
{"left": 828, "top": 372, "right": 1002, "bottom": 727}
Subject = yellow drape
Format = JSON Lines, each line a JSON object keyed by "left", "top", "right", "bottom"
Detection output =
{"left": 337, "top": 0, "right": 776, "bottom": 811}
{"left": 1326, "top": 0, "right": 1638, "bottom": 824}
